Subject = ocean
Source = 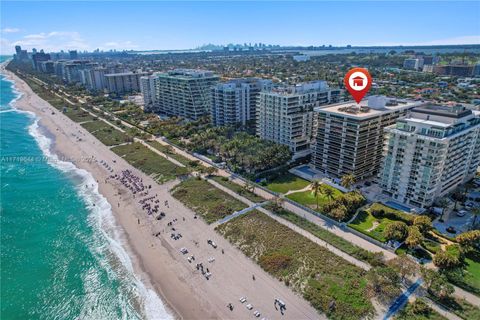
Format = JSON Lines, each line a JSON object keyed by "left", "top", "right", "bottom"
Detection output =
{"left": 0, "top": 57, "right": 172, "bottom": 320}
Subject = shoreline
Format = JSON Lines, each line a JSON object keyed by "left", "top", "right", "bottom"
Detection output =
{"left": 0, "top": 66, "right": 185, "bottom": 320}
{"left": 1, "top": 63, "right": 323, "bottom": 320}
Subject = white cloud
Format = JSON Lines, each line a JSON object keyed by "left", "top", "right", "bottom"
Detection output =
{"left": 373, "top": 35, "right": 480, "bottom": 47}
{"left": 2, "top": 27, "right": 20, "bottom": 34}
{"left": 6, "top": 31, "right": 91, "bottom": 52}
{"left": 101, "top": 40, "right": 138, "bottom": 50}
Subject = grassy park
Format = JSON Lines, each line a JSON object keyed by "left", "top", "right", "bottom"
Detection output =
{"left": 216, "top": 210, "right": 374, "bottom": 320}
{"left": 111, "top": 142, "right": 189, "bottom": 183}
{"left": 286, "top": 184, "right": 343, "bottom": 209}
{"left": 348, "top": 203, "right": 413, "bottom": 242}
{"left": 171, "top": 178, "right": 247, "bottom": 224}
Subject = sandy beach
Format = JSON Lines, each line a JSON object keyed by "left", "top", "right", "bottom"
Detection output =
{"left": 2, "top": 65, "right": 322, "bottom": 320}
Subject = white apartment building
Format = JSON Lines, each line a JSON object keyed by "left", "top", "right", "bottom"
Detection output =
{"left": 379, "top": 104, "right": 480, "bottom": 208}
{"left": 256, "top": 81, "right": 341, "bottom": 159}
{"left": 79, "top": 68, "right": 106, "bottom": 92}
{"left": 313, "top": 96, "right": 423, "bottom": 180}
{"left": 104, "top": 71, "right": 149, "bottom": 95}
{"left": 211, "top": 78, "right": 272, "bottom": 127}
{"left": 153, "top": 69, "right": 219, "bottom": 120}
{"left": 140, "top": 74, "right": 158, "bottom": 111}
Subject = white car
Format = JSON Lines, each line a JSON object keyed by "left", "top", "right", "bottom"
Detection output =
{"left": 254, "top": 310, "right": 261, "bottom": 317}
{"left": 246, "top": 303, "right": 253, "bottom": 310}
{"left": 239, "top": 297, "right": 247, "bottom": 303}
{"left": 457, "top": 210, "right": 468, "bottom": 217}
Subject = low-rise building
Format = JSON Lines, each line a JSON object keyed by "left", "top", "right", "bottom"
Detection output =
{"left": 312, "top": 96, "right": 423, "bottom": 180}
{"left": 379, "top": 104, "right": 480, "bottom": 208}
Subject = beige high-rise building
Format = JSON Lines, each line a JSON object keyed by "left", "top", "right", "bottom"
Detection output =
{"left": 312, "top": 96, "right": 422, "bottom": 180}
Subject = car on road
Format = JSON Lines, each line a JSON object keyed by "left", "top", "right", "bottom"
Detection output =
{"left": 446, "top": 226, "right": 457, "bottom": 234}
{"left": 456, "top": 210, "right": 468, "bottom": 217}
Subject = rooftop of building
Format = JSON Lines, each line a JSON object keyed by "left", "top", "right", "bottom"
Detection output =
{"left": 315, "top": 96, "right": 422, "bottom": 119}
{"left": 158, "top": 68, "right": 218, "bottom": 79}
{"left": 412, "top": 104, "right": 473, "bottom": 119}
{"left": 263, "top": 80, "right": 333, "bottom": 96}
{"left": 105, "top": 71, "right": 149, "bottom": 77}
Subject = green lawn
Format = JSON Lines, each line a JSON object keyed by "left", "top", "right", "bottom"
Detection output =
{"left": 267, "top": 204, "right": 384, "bottom": 265}
{"left": 81, "top": 120, "right": 131, "bottom": 146}
{"left": 465, "top": 253, "right": 480, "bottom": 291}
{"left": 445, "top": 250, "right": 480, "bottom": 296}
{"left": 265, "top": 173, "right": 311, "bottom": 194}
{"left": 286, "top": 184, "right": 343, "bottom": 209}
{"left": 111, "top": 143, "right": 189, "bottom": 183}
{"left": 211, "top": 176, "right": 264, "bottom": 203}
{"left": 216, "top": 210, "right": 374, "bottom": 320}
{"left": 171, "top": 178, "right": 247, "bottom": 224}
{"left": 348, "top": 210, "right": 392, "bottom": 242}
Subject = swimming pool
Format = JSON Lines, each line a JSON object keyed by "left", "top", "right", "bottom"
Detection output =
{"left": 385, "top": 201, "right": 411, "bottom": 212}
{"left": 295, "top": 165, "right": 317, "bottom": 176}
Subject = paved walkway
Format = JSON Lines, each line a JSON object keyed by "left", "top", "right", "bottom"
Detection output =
{"left": 383, "top": 279, "right": 423, "bottom": 320}
{"left": 213, "top": 201, "right": 270, "bottom": 227}
{"left": 136, "top": 138, "right": 186, "bottom": 168}
{"left": 207, "top": 179, "right": 372, "bottom": 271}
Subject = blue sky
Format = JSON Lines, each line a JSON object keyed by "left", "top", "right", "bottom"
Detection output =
{"left": 1, "top": 1, "right": 479, "bottom": 53}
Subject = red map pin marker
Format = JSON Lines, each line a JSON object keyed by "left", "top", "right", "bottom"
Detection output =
{"left": 344, "top": 68, "right": 372, "bottom": 104}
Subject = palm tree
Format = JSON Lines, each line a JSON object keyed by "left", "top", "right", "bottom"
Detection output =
{"left": 323, "top": 187, "right": 335, "bottom": 203}
{"left": 341, "top": 174, "right": 356, "bottom": 189}
{"left": 311, "top": 180, "right": 323, "bottom": 210}
{"left": 437, "top": 198, "right": 450, "bottom": 222}
{"left": 452, "top": 188, "right": 465, "bottom": 211}
{"left": 471, "top": 208, "right": 480, "bottom": 230}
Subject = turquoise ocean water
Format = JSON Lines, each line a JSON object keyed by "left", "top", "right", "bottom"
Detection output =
{"left": 0, "top": 57, "right": 172, "bottom": 320}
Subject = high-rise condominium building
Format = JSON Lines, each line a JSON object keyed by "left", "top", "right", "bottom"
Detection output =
{"left": 153, "top": 69, "right": 219, "bottom": 120}
{"left": 211, "top": 78, "right": 272, "bottom": 127}
{"left": 140, "top": 74, "right": 159, "bottom": 111}
{"left": 379, "top": 104, "right": 480, "bottom": 208}
{"left": 104, "top": 71, "right": 149, "bottom": 94}
{"left": 312, "top": 96, "right": 422, "bottom": 180}
{"left": 79, "top": 67, "right": 107, "bottom": 92}
{"left": 256, "top": 81, "right": 341, "bottom": 159}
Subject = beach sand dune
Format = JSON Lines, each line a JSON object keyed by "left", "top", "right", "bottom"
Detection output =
{"left": 3, "top": 65, "right": 323, "bottom": 320}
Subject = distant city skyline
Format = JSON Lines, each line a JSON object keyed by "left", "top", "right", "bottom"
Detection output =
{"left": 1, "top": 1, "right": 479, "bottom": 54}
